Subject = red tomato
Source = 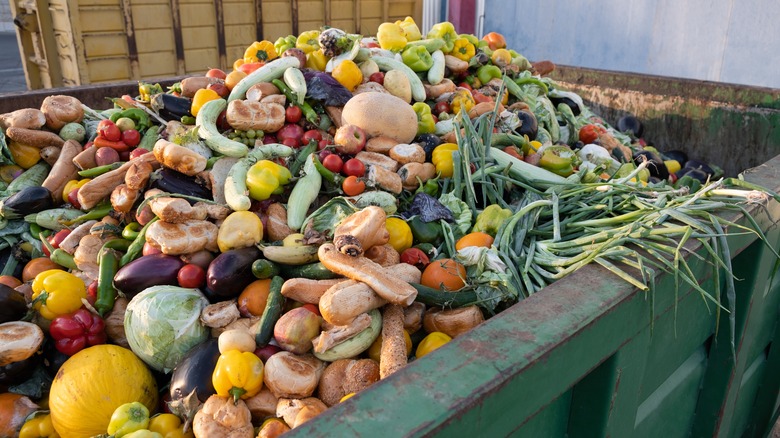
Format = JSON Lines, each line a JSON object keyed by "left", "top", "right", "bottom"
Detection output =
{"left": 206, "top": 68, "right": 227, "bottom": 80}
{"left": 121, "top": 129, "right": 141, "bottom": 147}
{"left": 458, "top": 82, "right": 473, "bottom": 91}
{"left": 342, "top": 158, "right": 365, "bottom": 177}
{"left": 342, "top": 175, "right": 365, "bottom": 196}
{"left": 130, "top": 148, "right": 149, "bottom": 159}
{"left": 281, "top": 137, "right": 300, "bottom": 148}
{"left": 97, "top": 120, "right": 121, "bottom": 142}
{"left": 67, "top": 188, "right": 81, "bottom": 209}
{"left": 285, "top": 106, "right": 303, "bottom": 124}
{"left": 579, "top": 124, "right": 607, "bottom": 144}
{"left": 238, "top": 62, "right": 264, "bottom": 75}
{"left": 368, "top": 72, "right": 384, "bottom": 85}
{"left": 207, "top": 82, "right": 230, "bottom": 98}
{"left": 400, "top": 247, "right": 430, "bottom": 270}
{"left": 434, "top": 101, "right": 451, "bottom": 115}
{"left": 322, "top": 153, "right": 343, "bottom": 173}
{"left": 318, "top": 139, "right": 329, "bottom": 150}
{"left": 178, "top": 263, "right": 206, "bottom": 288}
{"left": 472, "top": 91, "right": 493, "bottom": 104}
{"left": 87, "top": 280, "right": 98, "bottom": 306}
{"left": 302, "top": 129, "right": 323, "bottom": 144}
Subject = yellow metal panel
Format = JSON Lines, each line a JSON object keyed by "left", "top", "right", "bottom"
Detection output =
{"left": 225, "top": 26, "right": 256, "bottom": 46}
{"left": 361, "top": 1, "right": 381, "bottom": 17}
{"left": 332, "top": 1, "right": 354, "bottom": 19}
{"left": 86, "top": 58, "right": 131, "bottom": 82}
{"left": 135, "top": 29, "right": 176, "bottom": 53}
{"left": 223, "top": 4, "right": 255, "bottom": 25}
{"left": 264, "top": 23, "right": 292, "bottom": 40}
{"left": 264, "top": 2, "right": 292, "bottom": 23}
{"left": 179, "top": 3, "right": 217, "bottom": 27}
{"left": 299, "top": 1, "right": 324, "bottom": 21}
{"left": 184, "top": 48, "right": 219, "bottom": 73}
{"left": 388, "top": 1, "right": 414, "bottom": 19}
{"left": 138, "top": 52, "right": 178, "bottom": 78}
{"left": 78, "top": 0, "right": 118, "bottom": 6}
{"left": 130, "top": 4, "right": 173, "bottom": 29}
{"left": 78, "top": 8, "right": 125, "bottom": 33}
{"left": 83, "top": 34, "right": 127, "bottom": 57}
{"left": 182, "top": 26, "right": 217, "bottom": 49}
{"left": 227, "top": 46, "right": 244, "bottom": 63}
{"left": 361, "top": 18, "right": 381, "bottom": 34}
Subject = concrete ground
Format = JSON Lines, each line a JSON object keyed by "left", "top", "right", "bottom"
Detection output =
{"left": 0, "top": 31, "right": 27, "bottom": 94}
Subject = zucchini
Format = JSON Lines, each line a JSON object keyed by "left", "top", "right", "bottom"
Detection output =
{"left": 4, "top": 162, "right": 50, "bottom": 195}
{"left": 224, "top": 144, "right": 294, "bottom": 211}
{"left": 406, "top": 38, "right": 446, "bottom": 53}
{"left": 313, "top": 308, "right": 382, "bottom": 362}
{"left": 286, "top": 154, "right": 322, "bottom": 230}
{"left": 278, "top": 261, "right": 339, "bottom": 280}
{"left": 252, "top": 259, "right": 280, "bottom": 279}
{"left": 411, "top": 282, "right": 479, "bottom": 308}
{"left": 25, "top": 208, "right": 85, "bottom": 231}
{"left": 195, "top": 98, "right": 249, "bottom": 157}
{"left": 228, "top": 56, "right": 301, "bottom": 102}
{"left": 0, "top": 186, "right": 53, "bottom": 219}
{"left": 427, "top": 50, "right": 446, "bottom": 85}
{"left": 283, "top": 67, "right": 307, "bottom": 106}
{"left": 255, "top": 275, "right": 285, "bottom": 346}
{"left": 372, "top": 56, "right": 426, "bottom": 102}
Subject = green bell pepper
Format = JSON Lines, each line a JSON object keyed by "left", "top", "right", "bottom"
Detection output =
{"left": 675, "top": 175, "right": 702, "bottom": 192}
{"left": 426, "top": 21, "right": 458, "bottom": 53}
{"left": 110, "top": 108, "right": 150, "bottom": 132}
{"left": 409, "top": 216, "right": 443, "bottom": 245}
{"left": 459, "top": 33, "right": 480, "bottom": 46}
{"left": 472, "top": 205, "right": 512, "bottom": 236}
{"left": 477, "top": 64, "right": 502, "bottom": 85}
{"left": 274, "top": 35, "right": 297, "bottom": 55}
{"left": 538, "top": 148, "right": 575, "bottom": 177}
{"left": 412, "top": 102, "right": 435, "bottom": 135}
{"left": 401, "top": 45, "right": 434, "bottom": 72}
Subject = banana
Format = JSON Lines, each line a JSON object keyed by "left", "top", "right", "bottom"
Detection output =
{"left": 261, "top": 245, "right": 319, "bottom": 265}
{"left": 314, "top": 309, "right": 382, "bottom": 362}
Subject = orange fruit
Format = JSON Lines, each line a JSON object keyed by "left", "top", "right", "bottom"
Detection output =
{"left": 237, "top": 279, "right": 272, "bottom": 317}
{"left": 455, "top": 232, "right": 494, "bottom": 251}
{"left": 420, "top": 258, "right": 466, "bottom": 291}
{"left": 225, "top": 70, "right": 247, "bottom": 91}
{"left": 22, "top": 258, "right": 62, "bottom": 283}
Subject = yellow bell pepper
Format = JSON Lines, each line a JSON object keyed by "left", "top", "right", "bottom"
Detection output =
{"left": 122, "top": 431, "right": 163, "bottom": 438}
{"left": 107, "top": 402, "right": 151, "bottom": 437}
{"left": 148, "top": 413, "right": 194, "bottom": 438}
{"left": 217, "top": 211, "right": 264, "bottom": 252}
{"left": 61, "top": 178, "right": 90, "bottom": 203}
{"left": 491, "top": 48, "right": 512, "bottom": 67}
{"left": 296, "top": 30, "right": 321, "bottom": 54}
{"left": 9, "top": 141, "right": 41, "bottom": 169}
{"left": 377, "top": 22, "right": 407, "bottom": 52}
{"left": 416, "top": 331, "right": 452, "bottom": 358}
{"left": 246, "top": 159, "right": 291, "bottom": 201}
{"left": 243, "top": 40, "right": 278, "bottom": 63}
{"left": 19, "top": 413, "right": 59, "bottom": 438}
{"left": 385, "top": 217, "right": 413, "bottom": 253}
{"left": 450, "top": 88, "right": 475, "bottom": 116}
{"left": 395, "top": 16, "right": 422, "bottom": 42}
{"left": 451, "top": 37, "right": 475, "bottom": 61}
{"left": 305, "top": 49, "right": 328, "bottom": 71}
{"left": 426, "top": 21, "right": 458, "bottom": 53}
{"left": 431, "top": 143, "right": 459, "bottom": 178}
{"left": 332, "top": 59, "right": 363, "bottom": 91}
{"left": 212, "top": 350, "right": 264, "bottom": 402}
{"left": 32, "top": 270, "right": 87, "bottom": 320}
{"left": 190, "top": 88, "right": 221, "bottom": 117}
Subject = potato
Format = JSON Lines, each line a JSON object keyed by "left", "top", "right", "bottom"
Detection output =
{"left": 341, "top": 92, "right": 418, "bottom": 144}
{"left": 382, "top": 70, "right": 412, "bottom": 103}
{"left": 95, "top": 147, "right": 120, "bottom": 167}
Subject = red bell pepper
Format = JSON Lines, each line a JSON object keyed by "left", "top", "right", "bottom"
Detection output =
{"left": 94, "top": 136, "right": 130, "bottom": 152}
{"left": 49, "top": 308, "right": 107, "bottom": 356}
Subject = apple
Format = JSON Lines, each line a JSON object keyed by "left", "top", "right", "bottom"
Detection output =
{"left": 333, "top": 124, "right": 367, "bottom": 154}
{"left": 369, "top": 72, "right": 385, "bottom": 85}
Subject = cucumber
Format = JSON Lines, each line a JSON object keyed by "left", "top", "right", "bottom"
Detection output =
{"left": 255, "top": 275, "right": 285, "bottom": 346}
{"left": 411, "top": 282, "right": 478, "bottom": 308}
{"left": 228, "top": 56, "right": 301, "bottom": 102}
{"left": 427, "top": 50, "right": 445, "bottom": 85}
{"left": 196, "top": 98, "right": 248, "bottom": 157}
{"left": 313, "top": 308, "right": 382, "bottom": 362}
{"left": 224, "top": 144, "right": 294, "bottom": 211}
{"left": 372, "top": 56, "right": 426, "bottom": 102}
{"left": 283, "top": 67, "right": 307, "bottom": 106}
{"left": 287, "top": 154, "right": 322, "bottom": 230}
{"left": 252, "top": 259, "right": 280, "bottom": 279}
{"left": 278, "top": 262, "right": 339, "bottom": 280}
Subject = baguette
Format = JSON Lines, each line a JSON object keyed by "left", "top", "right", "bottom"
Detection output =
{"left": 226, "top": 100, "right": 285, "bottom": 132}
{"left": 42, "top": 140, "right": 81, "bottom": 202}
{"left": 6, "top": 127, "right": 65, "bottom": 148}
{"left": 379, "top": 304, "right": 407, "bottom": 379}
{"left": 280, "top": 278, "right": 346, "bottom": 304}
{"left": 318, "top": 243, "right": 417, "bottom": 306}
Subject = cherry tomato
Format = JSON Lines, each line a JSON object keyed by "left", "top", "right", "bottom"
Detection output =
{"left": 285, "top": 106, "right": 303, "bottom": 123}
{"left": 67, "top": 188, "right": 81, "bottom": 209}
{"left": 318, "top": 139, "right": 329, "bottom": 150}
{"left": 206, "top": 68, "right": 227, "bottom": 80}
{"left": 400, "top": 247, "right": 430, "bottom": 270}
{"left": 458, "top": 82, "right": 473, "bottom": 91}
{"left": 97, "top": 120, "right": 121, "bottom": 142}
{"left": 342, "top": 175, "right": 365, "bottom": 196}
{"left": 369, "top": 72, "right": 384, "bottom": 85}
{"left": 579, "top": 124, "right": 607, "bottom": 144}
{"left": 121, "top": 129, "right": 141, "bottom": 147}
{"left": 342, "top": 158, "right": 365, "bottom": 177}
{"left": 434, "top": 101, "right": 451, "bottom": 115}
{"left": 281, "top": 137, "right": 300, "bottom": 148}
{"left": 207, "top": 82, "right": 230, "bottom": 98}
{"left": 130, "top": 148, "right": 150, "bottom": 159}
{"left": 322, "top": 153, "right": 343, "bottom": 173}
{"left": 302, "top": 129, "right": 323, "bottom": 144}
{"left": 472, "top": 91, "right": 493, "bottom": 104}
{"left": 87, "top": 280, "right": 98, "bottom": 306}
{"left": 178, "top": 263, "right": 206, "bottom": 288}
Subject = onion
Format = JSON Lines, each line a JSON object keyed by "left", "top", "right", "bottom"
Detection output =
{"left": 263, "top": 352, "right": 324, "bottom": 399}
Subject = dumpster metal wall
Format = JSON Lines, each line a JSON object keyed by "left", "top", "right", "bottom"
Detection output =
{"left": 480, "top": 0, "right": 780, "bottom": 90}
{"left": 282, "top": 68, "right": 780, "bottom": 437}
{"left": 7, "top": 0, "right": 422, "bottom": 89}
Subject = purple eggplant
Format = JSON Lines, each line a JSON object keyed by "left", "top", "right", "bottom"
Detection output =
{"left": 113, "top": 253, "right": 185, "bottom": 297}
{"left": 205, "top": 246, "right": 260, "bottom": 301}
{"left": 167, "top": 338, "right": 219, "bottom": 426}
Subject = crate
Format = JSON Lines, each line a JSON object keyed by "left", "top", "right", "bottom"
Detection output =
{"left": 7, "top": 0, "right": 422, "bottom": 89}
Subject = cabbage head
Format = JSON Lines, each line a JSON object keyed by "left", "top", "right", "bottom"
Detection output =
{"left": 124, "top": 286, "right": 209, "bottom": 373}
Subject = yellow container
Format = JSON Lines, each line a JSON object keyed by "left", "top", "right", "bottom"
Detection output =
{"left": 8, "top": 0, "right": 422, "bottom": 89}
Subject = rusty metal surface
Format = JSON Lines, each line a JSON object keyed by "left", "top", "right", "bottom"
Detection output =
{"left": 213, "top": 0, "right": 226, "bottom": 70}
{"left": 169, "top": 0, "right": 185, "bottom": 76}
{"left": 119, "top": 0, "right": 139, "bottom": 80}
{"left": 254, "top": 0, "right": 263, "bottom": 40}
